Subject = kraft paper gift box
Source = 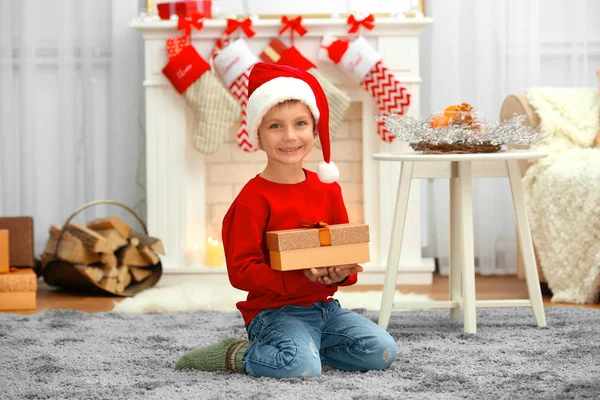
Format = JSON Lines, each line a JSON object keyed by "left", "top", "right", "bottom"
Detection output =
{"left": 0, "top": 229, "right": 8, "bottom": 274}
{"left": 266, "top": 223, "right": 370, "bottom": 271}
{"left": 0, "top": 268, "right": 37, "bottom": 311}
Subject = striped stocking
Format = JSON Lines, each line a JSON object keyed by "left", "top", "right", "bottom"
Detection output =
{"left": 213, "top": 39, "right": 259, "bottom": 152}
{"left": 323, "top": 37, "right": 411, "bottom": 142}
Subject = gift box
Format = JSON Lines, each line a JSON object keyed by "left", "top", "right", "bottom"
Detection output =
{"left": 157, "top": 1, "right": 212, "bottom": 20}
{"left": 0, "top": 268, "right": 37, "bottom": 311}
{"left": 0, "top": 217, "right": 35, "bottom": 269}
{"left": 0, "top": 229, "right": 8, "bottom": 274}
{"left": 266, "top": 223, "right": 370, "bottom": 271}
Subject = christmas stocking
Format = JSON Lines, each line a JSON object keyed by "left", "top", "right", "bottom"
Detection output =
{"left": 212, "top": 39, "right": 259, "bottom": 152}
{"left": 260, "top": 38, "right": 351, "bottom": 148}
{"left": 162, "top": 44, "right": 241, "bottom": 154}
{"left": 322, "top": 36, "right": 411, "bottom": 142}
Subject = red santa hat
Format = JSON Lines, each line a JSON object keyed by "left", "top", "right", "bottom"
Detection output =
{"left": 246, "top": 62, "right": 339, "bottom": 184}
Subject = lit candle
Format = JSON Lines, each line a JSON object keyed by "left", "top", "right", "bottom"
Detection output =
{"left": 205, "top": 238, "right": 226, "bottom": 267}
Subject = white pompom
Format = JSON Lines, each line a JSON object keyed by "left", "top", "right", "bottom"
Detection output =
{"left": 317, "top": 161, "right": 340, "bottom": 183}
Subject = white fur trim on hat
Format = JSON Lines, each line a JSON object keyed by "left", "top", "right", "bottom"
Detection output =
{"left": 318, "top": 161, "right": 340, "bottom": 184}
{"left": 246, "top": 76, "right": 320, "bottom": 149}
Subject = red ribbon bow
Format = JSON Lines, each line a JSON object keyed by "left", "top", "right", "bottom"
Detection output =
{"left": 347, "top": 14, "right": 375, "bottom": 34}
{"left": 177, "top": 11, "right": 204, "bottom": 38}
{"left": 225, "top": 17, "right": 256, "bottom": 38}
{"left": 280, "top": 16, "right": 307, "bottom": 36}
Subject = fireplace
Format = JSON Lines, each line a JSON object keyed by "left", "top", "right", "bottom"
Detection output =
{"left": 131, "top": 17, "right": 434, "bottom": 287}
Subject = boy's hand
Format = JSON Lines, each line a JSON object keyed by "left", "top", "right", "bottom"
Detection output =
{"left": 304, "top": 267, "right": 331, "bottom": 283}
{"left": 317, "top": 264, "right": 364, "bottom": 285}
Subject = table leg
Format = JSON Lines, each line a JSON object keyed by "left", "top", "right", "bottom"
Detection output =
{"left": 458, "top": 161, "right": 476, "bottom": 334}
{"left": 378, "top": 161, "right": 414, "bottom": 330}
{"left": 449, "top": 164, "right": 462, "bottom": 321}
{"left": 506, "top": 160, "right": 547, "bottom": 327}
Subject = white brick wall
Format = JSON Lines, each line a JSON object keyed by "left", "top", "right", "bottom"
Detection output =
{"left": 205, "top": 102, "right": 364, "bottom": 231}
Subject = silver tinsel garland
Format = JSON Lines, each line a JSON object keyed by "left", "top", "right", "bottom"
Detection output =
{"left": 379, "top": 114, "right": 549, "bottom": 146}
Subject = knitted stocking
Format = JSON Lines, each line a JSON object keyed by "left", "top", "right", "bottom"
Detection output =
{"left": 162, "top": 44, "right": 241, "bottom": 154}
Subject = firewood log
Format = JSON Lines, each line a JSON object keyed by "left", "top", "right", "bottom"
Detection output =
{"left": 87, "top": 216, "right": 131, "bottom": 240}
{"left": 74, "top": 265, "right": 104, "bottom": 283}
{"left": 65, "top": 223, "right": 111, "bottom": 254}
{"left": 117, "top": 243, "right": 150, "bottom": 267}
{"left": 101, "top": 265, "right": 119, "bottom": 279}
{"left": 45, "top": 225, "right": 101, "bottom": 265}
{"left": 129, "top": 266, "right": 152, "bottom": 282}
{"left": 100, "top": 252, "right": 118, "bottom": 268}
{"left": 94, "top": 228, "right": 128, "bottom": 252}
{"left": 99, "top": 277, "right": 117, "bottom": 292}
{"left": 115, "top": 266, "right": 132, "bottom": 293}
{"left": 139, "top": 247, "right": 160, "bottom": 265}
{"left": 130, "top": 231, "right": 165, "bottom": 255}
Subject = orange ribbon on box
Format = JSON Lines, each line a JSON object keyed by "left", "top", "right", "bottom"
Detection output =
{"left": 301, "top": 221, "right": 332, "bottom": 247}
{"left": 347, "top": 14, "right": 375, "bottom": 34}
{"left": 178, "top": 11, "right": 204, "bottom": 38}
{"left": 225, "top": 17, "right": 256, "bottom": 38}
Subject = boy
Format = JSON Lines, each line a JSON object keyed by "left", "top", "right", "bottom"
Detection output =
{"left": 176, "top": 63, "right": 396, "bottom": 377}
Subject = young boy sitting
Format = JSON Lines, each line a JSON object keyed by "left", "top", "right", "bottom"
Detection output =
{"left": 175, "top": 62, "right": 397, "bottom": 377}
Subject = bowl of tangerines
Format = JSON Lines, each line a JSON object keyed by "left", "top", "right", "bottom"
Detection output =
{"left": 380, "top": 102, "right": 545, "bottom": 154}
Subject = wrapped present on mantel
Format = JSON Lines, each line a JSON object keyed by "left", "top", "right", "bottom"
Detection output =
{"left": 266, "top": 223, "right": 370, "bottom": 271}
{"left": 0, "top": 268, "right": 37, "bottom": 311}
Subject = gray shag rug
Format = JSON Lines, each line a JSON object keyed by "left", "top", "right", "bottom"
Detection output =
{"left": 2, "top": 307, "right": 600, "bottom": 400}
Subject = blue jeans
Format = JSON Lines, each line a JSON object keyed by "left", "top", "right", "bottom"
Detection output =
{"left": 243, "top": 300, "right": 397, "bottom": 378}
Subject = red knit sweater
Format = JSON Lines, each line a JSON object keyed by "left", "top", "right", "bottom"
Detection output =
{"left": 221, "top": 169, "right": 358, "bottom": 325}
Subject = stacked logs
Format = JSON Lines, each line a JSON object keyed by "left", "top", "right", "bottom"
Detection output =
{"left": 41, "top": 216, "right": 163, "bottom": 294}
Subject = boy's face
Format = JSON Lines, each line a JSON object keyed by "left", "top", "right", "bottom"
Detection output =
{"left": 257, "top": 101, "right": 316, "bottom": 167}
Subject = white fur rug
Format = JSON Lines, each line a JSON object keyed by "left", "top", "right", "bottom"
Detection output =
{"left": 112, "top": 283, "right": 430, "bottom": 313}
{"left": 523, "top": 88, "right": 600, "bottom": 303}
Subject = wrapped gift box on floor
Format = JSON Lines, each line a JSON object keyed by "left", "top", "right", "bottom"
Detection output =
{"left": 0, "top": 217, "right": 35, "bottom": 269}
{"left": 0, "top": 229, "right": 8, "bottom": 274}
{"left": 0, "top": 268, "right": 37, "bottom": 311}
{"left": 266, "top": 223, "right": 370, "bottom": 271}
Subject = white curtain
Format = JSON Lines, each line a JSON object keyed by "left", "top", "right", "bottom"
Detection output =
{"left": 0, "top": 0, "right": 146, "bottom": 256}
{"left": 421, "top": 0, "right": 600, "bottom": 275}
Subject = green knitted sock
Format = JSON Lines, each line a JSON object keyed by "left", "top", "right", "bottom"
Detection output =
{"left": 175, "top": 338, "right": 250, "bottom": 373}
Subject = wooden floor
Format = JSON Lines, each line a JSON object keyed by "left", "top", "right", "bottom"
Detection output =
{"left": 4, "top": 274, "right": 598, "bottom": 315}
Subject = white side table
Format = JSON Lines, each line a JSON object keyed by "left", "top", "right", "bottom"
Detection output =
{"left": 373, "top": 150, "right": 548, "bottom": 334}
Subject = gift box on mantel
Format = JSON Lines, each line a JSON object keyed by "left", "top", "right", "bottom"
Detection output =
{"left": 0, "top": 268, "right": 37, "bottom": 311}
{"left": 266, "top": 223, "right": 370, "bottom": 271}
{"left": 157, "top": 1, "right": 212, "bottom": 20}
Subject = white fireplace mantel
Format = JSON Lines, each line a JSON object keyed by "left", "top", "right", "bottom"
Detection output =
{"left": 131, "top": 17, "right": 435, "bottom": 287}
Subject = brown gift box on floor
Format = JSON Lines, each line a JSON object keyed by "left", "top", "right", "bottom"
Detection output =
{"left": 0, "top": 217, "right": 35, "bottom": 269}
{"left": 266, "top": 223, "right": 370, "bottom": 271}
{"left": 0, "top": 268, "right": 37, "bottom": 311}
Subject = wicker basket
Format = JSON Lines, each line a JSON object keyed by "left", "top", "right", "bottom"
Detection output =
{"left": 42, "top": 200, "right": 162, "bottom": 297}
{"left": 410, "top": 142, "right": 501, "bottom": 154}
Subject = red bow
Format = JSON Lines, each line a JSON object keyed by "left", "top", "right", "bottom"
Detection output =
{"left": 177, "top": 12, "right": 204, "bottom": 38}
{"left": 225, "top": 17, "right": 256, "bottom": 38}
{"left": 347, "top": 14, "right": 375, "bottom": 34}
{"left": 279, "top": 16, "right": 307, "bottom": 36}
